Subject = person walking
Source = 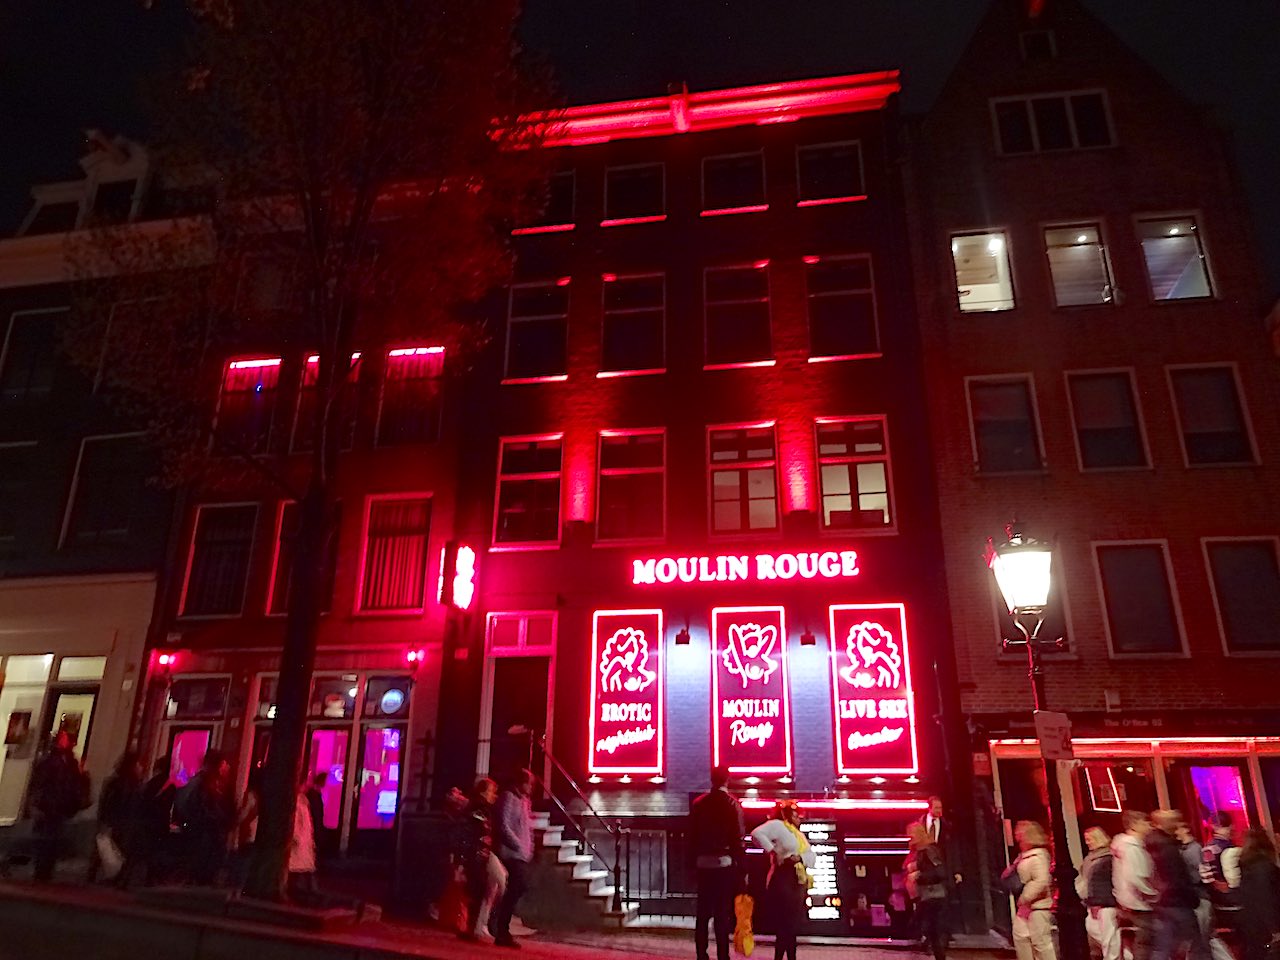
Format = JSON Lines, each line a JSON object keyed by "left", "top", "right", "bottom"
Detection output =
{"left": 1078, "top": 827, "right": 1121, "bottom": 960}
{"left": 1148, "top": 809, "right": 1199, "bottom": 960}
{"left": 751, "top": 800, "right": 814, "bottom": 960}
{"left": 1113, "top": 810, "right": 1157, "bottom": 960}
{"left": 176, "top": 750, "right": 235, "bottom": 886}
{"left": 1200, "top": 813, "right": 1241, "bottom": 948}
{"left": 906, "top": 822, "right": 950, "bottom": 960}
{"left": 136, "top": 756, "right": 177, "bottom": 885}
{"left": 288, "top": 778, "right": 319, "bottom": 904}
{"left": 27, "top": 730, "right": 90, "bottom": 882}
{"left": 1237, "top": 829, "right": 1280, "bottom": 960}
{"left": 491, "top": 768, "right": 535, "bottom": 949}
{"left": 690, "top": 765, "right": 745, "bottom": 960}
{"left": 1009, "top": 821, "right": 1055, "bottom": 960}
{"left": 1176, "top": 818, "right": 1218, "bottom": 960}
{"left": 305, "top": 773, "right": 327, "bottom": 865}
{"left": 93, "top": 751, "right": 143, "bottom": 884}
{"left": 464, "top": 777, "right": 506, "bottom": 943}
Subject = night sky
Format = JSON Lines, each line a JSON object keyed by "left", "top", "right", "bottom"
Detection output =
{"left": 4, "top": 0, "right": 1278, "bottom": 298}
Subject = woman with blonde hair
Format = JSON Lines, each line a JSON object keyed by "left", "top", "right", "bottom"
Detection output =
{"left": 906, "top": 821, "right": 951, "bottom": 960}
{"left": 751, "top": 801, "right": 816, "bottom": 960}
{"left": 1078, "top": 826, "right": 1119, "bottom": 960}
{"left": 1007, "top": 821, "right": 1056, "bottom": 960}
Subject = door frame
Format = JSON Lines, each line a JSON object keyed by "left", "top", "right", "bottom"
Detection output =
{"left": 476, "top": 610, "right": 557, "bottom": 785}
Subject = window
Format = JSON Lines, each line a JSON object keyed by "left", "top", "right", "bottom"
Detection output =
{"left": 1204, "top": 539, "right": 1280, "bottom": 653}
{"left": 267, "top": 501, "right": 341, "bottom": 615}
{"left": 359, "top": 497, "right": 431, "bottom": 612}
{"left": 816, "top": 418, "right": 892, "bottom": 530}
{"left": 0, "top": 309, "right": 60, "bottom": 407}
{"left": 704, "top": 263, "right": 772, "bottom": 367}
{"left": 0, "top": 442, "right": 35, "bottom": 544}
{"left": 293, "top": 352, "right": 362, "bottom": 453}
{"left": 91, "top": 180, "right": 138, "bottom": 223}
{"left": 494, "top": 437, "right": 562, "bottom": 545}
{"left": 235, "top": 254, "right": 297, "bottom": 313}
{"left": 709, "top": 425, "right": 778, "bottom": 534}
{"left": 805, "top": 255, "right": 879, "bottom": 359}
{"left": 1138, "top": 216, "right": 1213, "bottom": 301}
{"left": 993, "top": 91, "right": 1113, "bottom": 154}
{"left": 488, "top": 611, "right": 556, "bottom": 654}
{"left": 1066, "top": 372, "right": 1147, "bottom": 470}
{"left": 1168, "top": 366, "right": 1254, "bottom": 466}
{"left": 601, "top": 274, "right": 664, "bottom": 375}
{"left": 62, "top": 434, "right": 148, "bottom": 546}
{"left": 967, "top": 377, "right": 1043, "bottom": 473}
{"left": 702, "top": 152, "right": 766, "bottom": 215}
{"left": 1094, "top": 543, "right": 1184, "bottom": 655}
{"left": 25, "top": 201, "right": 80, "bottom": 235}
{"left": 181, "top": 504, "right": 257, "bottom": 617}
{"left": 796, "top": 141, "right": 865, "bottom": 205}
{"left": 377, "top": 347, "right": 443, "bottom": 445}
{"left": 217, "top": 358, "right": 281, "bottom": 454}
{"left": 597, "top": 431, "right": 664, "bottom": 542}
{"left": 1045, "top": 224, "right": 1113, "bottom": 306}
{"left": 603, "top": 164, "right": 664, "bottom": 225}
{"left": 1019, "top": 30, "right": 1057, "bottom": 62}
{"left": 951, "top": 232, "right": 1014, "bottom": 312}
{"left": 514, "top": 169, "right": 575, "bottom": 234}
{"left": 505, "top": 282, "right": 569, "bottom": 381}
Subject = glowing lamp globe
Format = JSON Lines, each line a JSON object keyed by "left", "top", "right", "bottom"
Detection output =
{"left": 988, "top": 534, "right": 1053, "bottom": 615}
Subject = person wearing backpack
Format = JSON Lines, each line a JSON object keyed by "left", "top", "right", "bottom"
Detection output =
{"left": 1008, "top": 821, "right": 1055, "bottom": 960}
{"left": 1078, "top": 827, "right": 1120, "bottom": 960}
{"left": 1113, "top": 810, "right": 1157, "bottom": 960}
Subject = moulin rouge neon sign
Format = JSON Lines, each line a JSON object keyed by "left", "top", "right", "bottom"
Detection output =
{"left": 632, "top": 550, "right": 859, "bottom": 586}
{"left": 712, "top": 606, "right": 792, "bottom": 774}
{"left": 589, "top": 610, "right": 664, "bottom": 775}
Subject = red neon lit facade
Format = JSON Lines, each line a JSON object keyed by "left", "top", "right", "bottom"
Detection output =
{"left": 589, "top": 609, "right": 664, "bottom": 775}
{"left": 829, "top": 603, "right": 918, "bottom": 774}
{"left": 632, "top": 550, "right": 860, "bottom": 586}
{"left": 712, "top": 606, "right": 792, "bottom": 774}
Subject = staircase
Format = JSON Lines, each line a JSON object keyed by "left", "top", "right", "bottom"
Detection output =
{"left": 517, "top": 810, "right": 637, "bottom": 931}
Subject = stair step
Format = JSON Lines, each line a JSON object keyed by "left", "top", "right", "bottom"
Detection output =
{"left": 577, "top": 869, "right": 609, "bottom": 882}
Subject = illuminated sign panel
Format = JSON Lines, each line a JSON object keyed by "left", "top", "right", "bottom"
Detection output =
{"left": 829, "top": 603, "right": 918, "bottom": 774}
{"left": 589, "top": 610, "right": 664, "bottom": 775}
{"left": 632, "top": 550, "right": 858, "bottom": 586}
{"left": 712, "top": 606, "right": 791, "bottom": 774}
{"left": 800, "top": 821, "right": 841, "bottom": 922}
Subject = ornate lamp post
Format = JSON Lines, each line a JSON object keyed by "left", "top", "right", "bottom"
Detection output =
{"left": 986, "top": 527, "right": 1087, "bottom": 960}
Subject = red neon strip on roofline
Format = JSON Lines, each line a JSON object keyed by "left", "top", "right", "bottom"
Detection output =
{"left": 601, "top": 215, "right": 667, "bottom": 227}
{"left": 700, "top": 205, "right": 769, "bottom": 218}
{"left": 797, "top": 195, "right": 868, "bottom": 207}
{"left": 511, "top": 223, "right": 576, "bottom": 236}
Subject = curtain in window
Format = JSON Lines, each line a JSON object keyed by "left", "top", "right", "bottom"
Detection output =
{"left": 361, "top": 498, "right": 431, "bottom": 610}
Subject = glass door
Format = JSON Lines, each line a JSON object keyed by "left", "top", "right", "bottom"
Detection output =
{"left": 305, "top": 726, "right": 349, "bottom": 860}
{"left": 347, "top": 723, "right": 404, "bottom": 858}
{"left": 43, "top": 685, "right": 99, "bottom": 760}
{"left": 166, "top": 726, "right": 214, "bottom": 785}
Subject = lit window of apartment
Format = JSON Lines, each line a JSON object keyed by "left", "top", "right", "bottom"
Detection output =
{"left": 494, "top": 437, "right": 562, "bottom": 545}
{"left": 358, "top": 496, "right": 431, "bottom": 612}
{"left": 181, "top": 504, "right": 258, "bottom": 617}
{"left": 505, "top": 282, "right": 569, "bottom": 382}
{"left": 1204, "top": 539, "right": 1280, "bottom": 654}
{"left": 815, "top": 418, "right": 893, "bottom": 530}
{"left": 0, "top": 442, "right": 36, "bottom": 545}
{"left": 1066, "top": 371, "right": 1148, "bottom": 470}
{"left": 1168, "top": 366, "right": 1255, "bottom": 466}
{"left": 217, "top": 357, "right": 281, "bottom": 454}
{"left": 1094, "top": 542, "right": 1185, "bottom": 655}
{"left": 513, "top": 169, "right": 575, "bottom": 235}
{"left": 597, "top": 431, "right": 664, "bottom": 542}
{"left": 1138, "top": 216, "right": 1213, "bottom": 301}
{"left": 951, "top": 232, "right": 1014, "bottom": 312}
{"left": 709, "top": 425, "right": 778, "bottom": 534}
{"left": 967, "top": 376, "right": 1043, "bottom": 473}
{"left": 805, "top": 255, "right": 879, "bottom": 360}
{"left": 267, "top": 500, "right": 341, "bottom": 616}
{"left": 1045, "top": 224, "right": 1113, "bottom": 306}
{"left": 61, "top": 433, "right": 147, "bottom": 546}
{"left": 992, "top": 90, "right": 1113, "bottom": 154}
{"left": 704, "top": 263, "right": 772, "bottom": 367}
{"left": 702, "top": 152, "right": 766, "bottom": 216}
{"left": 292, "top": 352, "right": 362, "bottom": 453}
{"left": 796, "top": 141, "right": 865, "bottom": 206}
{"left": 0, "top": 308, "right": 61, "bottom": 407}
{"left": 377, "top": 346, "right": 444, "bottom": 446}
{"left": 1019, "top": 29, "right": 1057, "bottom": 62}
{"left": 601, "top": 274, "right": 665, "bottom": 376}
{"left": 603, "top": 163, "right": 665, "bottom": 226}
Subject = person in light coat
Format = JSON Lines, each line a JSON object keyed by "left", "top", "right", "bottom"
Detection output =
{"left": 288, "top": 780, "right": 318, "bottom": 903}
{"left": 1113, "top": 810, "right": 1157, "bottom": 960}
{"left": 1011, "top": 821, "right": 1056, "bottom": 960}
{"left": 751, "top": 801, "right": 816, "bottom": 960}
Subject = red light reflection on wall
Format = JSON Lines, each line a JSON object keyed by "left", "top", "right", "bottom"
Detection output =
{"left": 712, "top": 606, "right": 791, "bottom": 775}
{"left": 589, "top": 609, "right": 664, "bottom": 775}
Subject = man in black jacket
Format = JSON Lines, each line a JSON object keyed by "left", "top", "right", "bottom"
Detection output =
{"left": 28, "top": 730, "right": 89, "bottom": 882}
{"left": 690, "top": 766, "right": 744, "bottom": 960}
{"left": 1148, "top": 810, "right": 1201, "bottom": 960}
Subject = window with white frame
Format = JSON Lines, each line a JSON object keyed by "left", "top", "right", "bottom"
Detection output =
{"left": 1095, "top": 543, "right": 1183, "bottom": 654}
{"left": 181, "top": 504, "right": 258, "bottom": 616}
{"left": 515, "top": 169, "right": 575, "bottom": 232}
{"left": 604, "top": 164, "right": 664, "bottom": 224}
{"left": 377, "top": 347, "right": 443, "bottom": 445}
{"left": 1138, "top": 216, "right": 1213, "bottom": 301}
{"left": 0, "top": 309, "right": 61, "bottom": 407}
{"left": 217, "top": 358, "right": 281, "bottom": 454}
{"left": 62, "top": 434, "right": 147, "bottom": 546}
{"left": 967, "top": 377, "right": 1042, "bottom": 473}
{"left": 702, "top": 152, "right": 766, "bottom": 214}
{"left": 951, "top": 232, "right": 1014, "bottom": 312}
{"left": 293, "top": 352, "right": 361, "bottom": 453}
{"left": 1045, "top": 224, "right": 1113, "bottom": 306}
{"left": 506, "top": 282, "right": 569, "bottom": 381}
{"left": 806, "top": 255, "right": 879, "bottom": 359}
{"left": 0, "top": 442, "right": 36, "bottom": 545}
{"left": 1168, "top": 366, "right": 1254, "bottom": 466}
{"left": 268, "top": 500, "right": 340, "bottom": 615}
{"left": 494, "top": 437, "right": 562, "bottom": 545}
{"left": 359, "top": 497, "right": 431, "bottom": 612}
{"left": 705, "top": 263, "right": 771, "bottom": 366}
{"left": 597, "top": 431, "right": 664, "bottom": 542}
{"left": 709, "top": 425, "right": 778, "bottom": 534}
{"left": 601, "top": 274, "right": 664, "bottom": 375}
{"left": 1204, "top": 539, "right": 1280, "bottom": 653}
{"left": 1066, "top": 372, "right": 1147, "bottom": 470}
{"left": 816, "top": 418, "right": 892, "bottom": 530}
{"left": 796, "top": 141, "right": 865, "bottom": 205}
{"left": 992, "top": 90, "right": 1113, "bottom": 154}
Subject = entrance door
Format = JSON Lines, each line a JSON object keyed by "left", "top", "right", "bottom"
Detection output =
{"left": 348, "top": 724, "right": 405, "bottom": 858}
{"left": 166, "top": 726, "right": 214, "bottom": 785}
{"left": 43, "top": 686, "right": 98, "bottom": 760}
{"left": 306, "top": 726, "right": 349, "bottom": 860}
{"left": 484, "top": 656, "right": 550, "bottom": 781}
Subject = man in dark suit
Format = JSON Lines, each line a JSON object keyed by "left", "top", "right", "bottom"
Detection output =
{"left": 913, "top": 796, "right": 962, "bottom": 885}
{"left": 690, "top": 766, "right": 745, "bottom": 960}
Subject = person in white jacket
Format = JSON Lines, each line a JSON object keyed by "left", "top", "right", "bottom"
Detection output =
{"left": 289, "top": 780, "right": 319, "bottom": 903}
{"left": 751, "top": 802, "right": 816, "bottom": 960}
{"left": 1112, "top": 810, "right": 1156, "bottom": 960}
{"left": 1011, "top": 821, "right": 1056, "bottom": 960}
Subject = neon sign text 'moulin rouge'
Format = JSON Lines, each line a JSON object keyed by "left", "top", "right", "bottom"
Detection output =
{"left": 632, "top": 550, "right": 859, "bottom": 586}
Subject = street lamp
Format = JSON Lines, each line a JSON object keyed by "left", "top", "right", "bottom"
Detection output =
{"left": 986, "top": 527, "right": 1087, "bottom": 960}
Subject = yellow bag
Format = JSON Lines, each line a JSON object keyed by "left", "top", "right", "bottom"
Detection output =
{"left": 734, "top": 893, "right": 755, "bottom": 957}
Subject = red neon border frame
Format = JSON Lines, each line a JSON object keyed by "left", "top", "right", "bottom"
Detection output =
{"left": 711, "top": 605, "right": 792, "bottom": 775}
{"left": 828, "top": 602, "right": 919, "bottom": 775}
{"left": 588, "top": 609, "right": 664, "bottom": 775}
{"left": 1083, "top": 766, "right": 1122, "bottom": 814}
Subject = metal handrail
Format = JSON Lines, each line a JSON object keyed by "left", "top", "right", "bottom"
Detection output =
{"left": 537, "top": 734, "right": 618, "bottom": 838}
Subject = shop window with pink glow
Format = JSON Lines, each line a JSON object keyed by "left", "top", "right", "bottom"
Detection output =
{"left": 805, "top": 255, "right": 879, "bottom": 360}
{"left": 306, "top": 728, "right": 348, "bottom": 831}
{"left": 597, "top": 432, "right": 664, "bottom": 542}
{"left": 356, "top": 726, "right": 402, "bottom": 830}
{"left": 167, "top": 728, "right": 211, "bottom": 786}
{"left": 1165, "top": 760, "right": 1255, "bottom": 842}
{"left": 704, "top": 264, "right": 772, "bottom": 367}
{"left": 513, "top": 169, "right": 575, "bottom": 235}
{"left": 603, "top": 163, "right": 665, "bottom": 225}
{"left": 709, "top": 426, "right": 778, "bottom": 534}
{"left": 796, "top": 141, "right": 865, "bottom": 206}
{"left": 494, "top": 437, "right": 562, "bottom": 545}
{"left": 377, "top": 347, "right": 443, "bottom": 445}
{"left": 816, "top": 419, "right": 892, "bottom": 530}
{"left": 293, "top": 353, "right": 361, "bottom": 453}
{"left": 359, "top": 497, "right": 431, "bottom": 612}
{"left": 268, "top": 500, "right": 340, "bottom": 615}
{"left": 601, "top": 274, "right": 665, "bottom": 375}
{"left": 180, "top": 504, "right": 257, "bottom": 616}
{"left": 505, "top": 283, "right": 569, "bottom": 381}
{"left": 701, "top": 152, "right": 766, "bottom": 216}
{"left": 711, "top": 606, "right": 791, "bottom": 774}
{"left": 217, "top": 358, "right": 281, "bottom": 454}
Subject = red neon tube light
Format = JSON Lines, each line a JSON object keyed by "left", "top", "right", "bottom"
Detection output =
{"left": 797, "top": 195, "right": 868, "bottom": 208}
{"left": 712, "top": 606, "right": 792, "bottom": 775}
{"left": 511, "top": 223, "right": 576, "bottom": 236}
{"left": 228, "top": 357, "right": 281, "bottom": 370}
{"left": 700, "top": 205, "right": 769, "bottom": 218}
{"left": 589, "top": 609, "right": 664, "bottom": 775}
{"left": 600, "top": 215, "right": 667, "bottom": 227}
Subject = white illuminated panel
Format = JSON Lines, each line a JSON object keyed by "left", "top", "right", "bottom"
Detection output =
{"left": 801, "top": 820, "right": 841, "bottom": 922}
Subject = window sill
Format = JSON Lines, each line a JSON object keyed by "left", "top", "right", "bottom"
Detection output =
{"left": 807, "top": 352, "right": 882, "bottom": 363}
{"left": 821, "top": 525, "right": 897, "bottom": 538}
{"left": 600, "top": 215, "right": 667, "bottom": 227}
{"left": 974, "top": 466, "right": 1049, "bottom": 477}
{"left": 1149, "top": 295, "right": 1219, "bottom": 306}
{"left": 488, "top": 542, "right": 561, "bottom": 553}
{"left": 956, "top": 306, "right": 1017, "bottom": 316}
{"left": 511, "top": 223, "right": 575, "bottom": 236}
{"left": 703, "top": 359, "right": 776, "bottom": 371}
{"left": 1106, "top": 651, "right": 1192, "bottom": 661}
{"left": 706, "top": 529, "right": 784, "bottom": 542}
{"left": 1220, "top": 649, "right": 1280, "bottom": 658}
{"left": 501, "top": 375, "right": 569, "bottom": 385}
{"left": 592, "top": 536, "right": 666, "bottom": 548}
{"left": 1077, "top": 464, "right": 1154, "bottom": 474}
{"left": 1181, "top": 459, "right": 1260, "bottom": 469}
{"left": 352, "top": 608, "right": 427, "bottom": 618}
{"left": 176, "top": 612, "right": 245, "bottom": 621}
{"left": 596, "top": 368, "right": 666, "bottom": 379}
{"left": 797, "top": 195, "right": 867, "bottom": 207}
{"left": 700, "top": 205, "right": 769, "bottom": 218}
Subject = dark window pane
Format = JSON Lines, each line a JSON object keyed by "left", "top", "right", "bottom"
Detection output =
{"left": 703, "top": 153, "right": 765, "bottom": 211}
{"left": 521, "top": 169, "right": 575, "bottom": 228}
{"left": 183, "top": 505, "right": 256, "bottom": 616}
{"left": 26, "top": 202, "right": 79, "bottom": 235}
{"left": 995, "top": 101, "right": 1034, "bottom": 154}
{"left": 797, "top": 142, "right": 864, "bottom": 201}
{"left": 294, "top": 354, "right": 361, "bottom": 453}
{"left": 605, "top": 165, "right": 664, "bottom": 221}
{"left": 600, "top": 433, "right": 663, "bottom": 471}
{"left": 501, "top": 439, "right": 561, "bottom": 475}
{"left": 1071, "top": 94, "right": 1111, "bottom": 147}
{"left": 1068, "top": 373, "right": 1145, "bottom": 469}
{"left": 91, "top": 180, "right": 137, "bottom": 223}
{"left": 0, "top": 444, "right": 35, "bottom": 544}
{"left": 598, "top": 472, "right": 663, "bottom": 540}
{"left": 970, "top": 381, "right": 1041, "bottom": 472}
{"left": 1032, "top": 97, "right": 1072, "bottom": 150}
{"left": 0, "top": 311, "right": 59, "bottom": 407}
{"left": 807, "top": 258, "right": 877, "bottom": 358}
{"left": 507, "top": 284, "right": 568, "bottom": 379}
{"left": 706, "top": 266, "right": 770, "bottom": 365}
{"left": 218, "top": 359, "right": 280, "bottom": 454}
{"left": 1097, "top": 545, "right": 1182, "bottom": 653}
{"left": 1170, "top": 368, "right": 1252, "bottom": 465}
{"left": 67, "top": 435, "right": 148, "bottom": 544}
{"left": 378, "top": 349, "right": 442, "bottom": 446}
{"left": 1020, "top": 30, "right": 1056, "bottom": 62}
{"left": 602, "top": 275, "right": 664, "bottom": 373}
{"left": 270, "top": 501, "right": 340, "bottom": 615}
{"left": 1207, "top": 542, "right": 1280, "bottom": 652}
{"left": 497, "top": 439, "right": 562, "bottom": 543}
